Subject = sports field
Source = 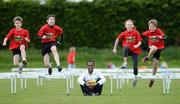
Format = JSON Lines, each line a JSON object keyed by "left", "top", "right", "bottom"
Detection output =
{"left": 0, "top": 79, "right": 180, "bottom": 104}
{"left": 0, "top": 47, "right": 180, "bottom": 104}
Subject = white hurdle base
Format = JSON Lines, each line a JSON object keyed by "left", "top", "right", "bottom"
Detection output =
{"left": 109, "top": 73, "right": 171, "bottom": 95}
{"left": 1, "top": 68, "right": 180, "bottom": 95}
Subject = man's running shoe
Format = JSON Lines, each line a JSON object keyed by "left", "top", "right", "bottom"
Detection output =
{"left": 48, "top": 67, "right": 52, "bottom": 75}
{"left": 120, "top": 62, "right": 127, "bottom": 69}
{"left": 142, "top": 56, "right": 149, "bottom": 63}
{"left": 149, "top": 79, "right": 154, "bottom": 88}
{"left": 57, "top": 65, "right": 62, "bottom": 72}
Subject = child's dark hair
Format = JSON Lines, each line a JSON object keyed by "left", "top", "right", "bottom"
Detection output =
{"left": 13, "top": 16, "right": 23, "bottom": 23}
{"left": 148, "top": 19, "right": 158, "bottom": 27}
{"left": 47, "top": 14, "right": 55, "bottom": 20}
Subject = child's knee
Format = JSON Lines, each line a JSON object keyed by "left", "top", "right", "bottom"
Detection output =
{"left": 153, "top": 58, "right": 159, "bottom": 65}
{"left": 20, "top": 45, "right": 26, "bottom": 50}
{"left": 51, "top": 46, "right": 57, "bottom": 53}
{"left": 150, "top": 45, "right": 158, "bottom": 51}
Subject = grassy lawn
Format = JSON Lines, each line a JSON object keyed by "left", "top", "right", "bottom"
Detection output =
{"left": 0, "top": 47, "right": 180, "bottom": 104}
{"left": 0, "top": 78, "right": 180, "bottom": 104}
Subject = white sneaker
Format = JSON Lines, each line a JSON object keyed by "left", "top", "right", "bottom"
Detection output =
{"left": 19, "top": 63, "right": 23, "bottom": 74}
{"left": 120, "top": 62, "right": 127, "bottom": 69}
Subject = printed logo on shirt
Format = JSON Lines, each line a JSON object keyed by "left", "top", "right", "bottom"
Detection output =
{"left": 150, "top": 36, "right": 159, "bottom": 42}
{"left": 126, "top": 36, "right": 135, "bottom": 43}
{"left": 14, "top": 36, "right": 22, "bottom": 42}
{"left": 45, "top": 33, "right": 53, "bottom": 39}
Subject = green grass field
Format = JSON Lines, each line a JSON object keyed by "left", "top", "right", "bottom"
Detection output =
{"left": 0, "top": 47, "right": 180, "bottom": 104}
{"left": 0, "top": 78, "right": 180, "bottom": 104}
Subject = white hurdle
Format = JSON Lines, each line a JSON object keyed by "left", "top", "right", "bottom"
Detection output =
{"left": 109, "top": 73, "right": 168, "bottom": 95}
{"left": 0, "top": 70, "right": 71, "bottom": 95}
{"left": 11, "top": 68, "right": 85, "bottom": 90}
{"left": 108, "top": 68, "right": 180, "bottom": 95}
{"left": 1, "top": 68, "right": 180, "bottom": 95}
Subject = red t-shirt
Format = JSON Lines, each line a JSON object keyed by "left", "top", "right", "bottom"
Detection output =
{"left": 37, "top": 24, "right": 63, "bottom": 43}
{"left": 67, "top": 52, "right": 76, "bottom": 64}
{"left": 117, "top": 29, "right": 142, "bottom": 54}
{"left": 6, "top": 28, "right": 29, "bottom": 50}
{"left": 142, "top": 28, "right": 165, "bottom": 49}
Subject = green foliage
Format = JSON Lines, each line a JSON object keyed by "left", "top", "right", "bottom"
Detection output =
{"left": 0, "top": 0, "right": 179, "bottom": 49}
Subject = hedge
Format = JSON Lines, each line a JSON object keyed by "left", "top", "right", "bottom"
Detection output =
{"left": 0, "top": 0, "right": 179, "bottom": 49}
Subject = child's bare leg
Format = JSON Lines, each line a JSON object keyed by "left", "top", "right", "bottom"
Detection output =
{"left": 44, "top": 54, "right": 52, "bottom": 75}
{"left": 121, "top": 46, "right": 128, "bottom": 68}
{"left": 43, "top": 54, "right": 51, "bottom": 68}
{"left": 51, "top": 46, "right": 62, "bottom": 72}
{"left": 149, "top": 58, "right": 159, "bottom": 87}
{"left": 121, "top": 57, "right": 128, "bottom": 68}
{"left": 20, "top": 45, "right": 27, "bottom": 65}
{"left": 147, "top": 46, "right": 158, "bottom": 58}
{"left": 142, "top": 45, "right": 158, "bottom": 63}
{"left": 51, "top": 46, "right": 60, "bottom": 66}
{"left": 14, "top": 54, "right": 23, "bottom": 73}
{"left": 13, "top": 55, "right": 20, "bottom": 66}
{"left": 124, "top": 57, "right": 128, "bottom": 64}
{"left": 152, "top": 58, "right": 159, "bottom": 75}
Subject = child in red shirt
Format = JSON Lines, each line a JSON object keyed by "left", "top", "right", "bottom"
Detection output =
{"left": 37, "top": 14, "right": 63, "bottom": 75}
{"left": 2, "top": 16, "right": 30, "bottom": 73}
{"left": 113, "top": 19, "right": 142, "bottom": 87}
{"left": 142, "top": 19, "right": 165, "bottom": 87}
{"left": 67, "top": 47, "right": 76, "bottom": 70}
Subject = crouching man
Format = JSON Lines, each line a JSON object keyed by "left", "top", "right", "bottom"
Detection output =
{"left": 77, "top": 60, "right": 106, "bottom": 96}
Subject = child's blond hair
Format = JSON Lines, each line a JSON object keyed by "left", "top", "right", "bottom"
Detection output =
{"left": 13, "top": 16, "right": 23, "bottom": 23}
{"left": 148, "top": 19, "right": 158, "bottom": 27}
{"left": 69, "top": 47, "right": 76, "bottom": 52}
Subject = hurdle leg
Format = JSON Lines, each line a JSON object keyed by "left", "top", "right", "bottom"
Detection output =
{"left": 163, "top": 76, "right": 168, "bottom": 95}
{"left": 24, "top": 78, "right": 27, "bottom": 89}
{"left": 40, "top": 78, "right": 43, "bottom": 86}
{"left": 166, "top": 77, "right": 170, "bottom": 94}
{"left": 72, "top": 75, "right": 74, "bottom": 89}
{"left": 126, "top": 78, "right": 129, "bottom": 84}
{"left": 36, "top": 78, "right": 40, "bottom": 86}
{"left": 11, "top": 77, "right": 14, "bottom": 94}
{"left": 120, "top": 79, "right": 124, "bottom": 90}
{"left": 163, "top": 77, "right": 166, "bottom": 94}
{"left": 67, "top": 77, "right": 69, "bottom": 95}
{"left": 20, "top": 77, "right": 24, "bottom": 90}
{"left": 69, "top": 75, "right": 72, "bottom": 89}
{"left": 14, "top": 77, "right": 17, "bottom": 94}
{"left": 116, "top": 78, "right": 119, "bottom": 89}
{"left": 110, "top": 76, "right": 113, "bottom": 95}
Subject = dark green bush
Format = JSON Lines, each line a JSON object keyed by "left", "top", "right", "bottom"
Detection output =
{"left": 0, "top": 0, "right": 179, "bottom": 49}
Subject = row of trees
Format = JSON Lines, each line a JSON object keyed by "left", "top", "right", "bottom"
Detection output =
{"left": 0, "top": 0, "right": 179, "bottom": 49}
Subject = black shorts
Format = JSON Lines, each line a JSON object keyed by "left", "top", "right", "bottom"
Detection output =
{"left": 148, "top": 49, "right": 161, "bottom": 60}
{"left": 12, "top": 47, "right": 21, "bottom": 56}
{"left": 42, "top": 42, "right": 57, "bottom": 56}
{"left": 147, "top": 48, "right": 162, "bottom": 60}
